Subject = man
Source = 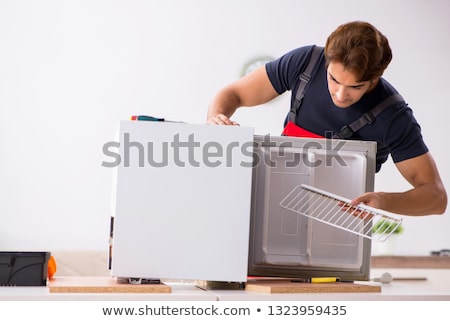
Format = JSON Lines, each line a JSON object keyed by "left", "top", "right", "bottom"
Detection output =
{"left": 207, "top": 21, "right": 447, "bottom": 216}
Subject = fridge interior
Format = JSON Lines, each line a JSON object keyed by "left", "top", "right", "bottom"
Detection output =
{"left": 248, "top": 135, "right": 377, "bottom": 280}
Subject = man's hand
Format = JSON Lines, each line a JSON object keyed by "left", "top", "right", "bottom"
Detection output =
{"left": 338, "top": 201, "right": 374, "bottom": 221}
{"left": 206, "top": 113, "right": 240, "bottom": 126}
{"left": 339, "top": 192, "right": 385, "bottom": 220}
{"left": 350, "top": 192, "right": 384, "bottom": 210}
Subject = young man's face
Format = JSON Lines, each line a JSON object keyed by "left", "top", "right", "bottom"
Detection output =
{"left": 326, "top": 62, "right": 376, "bottom": 108}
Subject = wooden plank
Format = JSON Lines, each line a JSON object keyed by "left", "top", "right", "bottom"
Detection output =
{"left": 49, "top": 277, "right": 171, "bottom": 293}
{"left": 371, "top": 256, "right": 450, "bottom": 269}
{"left": 245, "top": 280, "right": 381, "bottom": 294}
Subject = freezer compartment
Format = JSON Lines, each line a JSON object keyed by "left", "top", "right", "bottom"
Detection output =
{"left": 248, "top": 135, "right": 376, "bottom": 280}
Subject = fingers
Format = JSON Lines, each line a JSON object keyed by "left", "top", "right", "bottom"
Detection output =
{"left": 207, "top": 114, "right": 240, "bottom": 126}
{"left": 338, "top": 201, "right": 374, "bottom": 220}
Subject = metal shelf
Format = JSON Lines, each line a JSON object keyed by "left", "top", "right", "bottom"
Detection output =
{"left": 280, "top": 184, "right": 403, "bottom": 242}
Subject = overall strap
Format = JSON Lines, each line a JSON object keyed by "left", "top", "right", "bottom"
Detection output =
{"left": 333, "top": 94, "right": 405, "bottom": 139}
{"left": 287, "top": 46, "right": 323, "bottom": 123}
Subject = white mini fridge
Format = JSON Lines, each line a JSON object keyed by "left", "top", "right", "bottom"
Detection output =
{"left": 109, "top": 121, "right": 377, "bottom": 283}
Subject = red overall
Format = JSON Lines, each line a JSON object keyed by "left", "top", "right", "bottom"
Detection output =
{"left": 281, "top": 121, "right": 324, "bottom": 138}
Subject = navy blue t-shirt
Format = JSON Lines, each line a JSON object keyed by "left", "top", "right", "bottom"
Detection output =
{"left": 265, "top": 45, "right": 428, "bottom": 172}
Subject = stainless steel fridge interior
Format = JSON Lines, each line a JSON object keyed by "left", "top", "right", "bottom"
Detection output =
{"left": 248, "top": 135, "right": 377, "bottom": 281}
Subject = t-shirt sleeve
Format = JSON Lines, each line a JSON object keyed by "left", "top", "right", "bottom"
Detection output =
{"left": 384, "top": 105, "right": 429, "bottom": 163}
{"left": 265, "top": 45, "right": 314, "bottom": 95}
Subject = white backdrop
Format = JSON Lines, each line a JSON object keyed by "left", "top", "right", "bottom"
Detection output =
{"left": 0, "top": 0, "right": 449, "bottom": 255}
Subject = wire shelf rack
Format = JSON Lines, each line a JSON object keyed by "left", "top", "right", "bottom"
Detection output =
{"left": 279, "top": 184, "right": 403, "bottom": 242}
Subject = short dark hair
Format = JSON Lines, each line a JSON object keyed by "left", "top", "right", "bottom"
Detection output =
{"left": 325, "top": 21, "right": 392, "bottom": 81}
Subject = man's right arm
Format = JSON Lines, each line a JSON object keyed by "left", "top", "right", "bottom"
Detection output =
{"left": 207, "top": 65, "right": 279, "bottom": 125}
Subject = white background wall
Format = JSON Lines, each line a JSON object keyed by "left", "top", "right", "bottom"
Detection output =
{"left": 0, "top": 0, "right": 449, "bottom": 255}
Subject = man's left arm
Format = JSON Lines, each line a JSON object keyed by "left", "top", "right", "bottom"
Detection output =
{"left": 351, "top": 152, "right": 447, "bottom": 216}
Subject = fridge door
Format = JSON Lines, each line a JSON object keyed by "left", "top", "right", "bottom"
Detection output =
{"left": 110, "top": 121, "right": 254, "bottom": 282}
{"left": 248, "top": 135, "right": 376, "bottom": 280}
